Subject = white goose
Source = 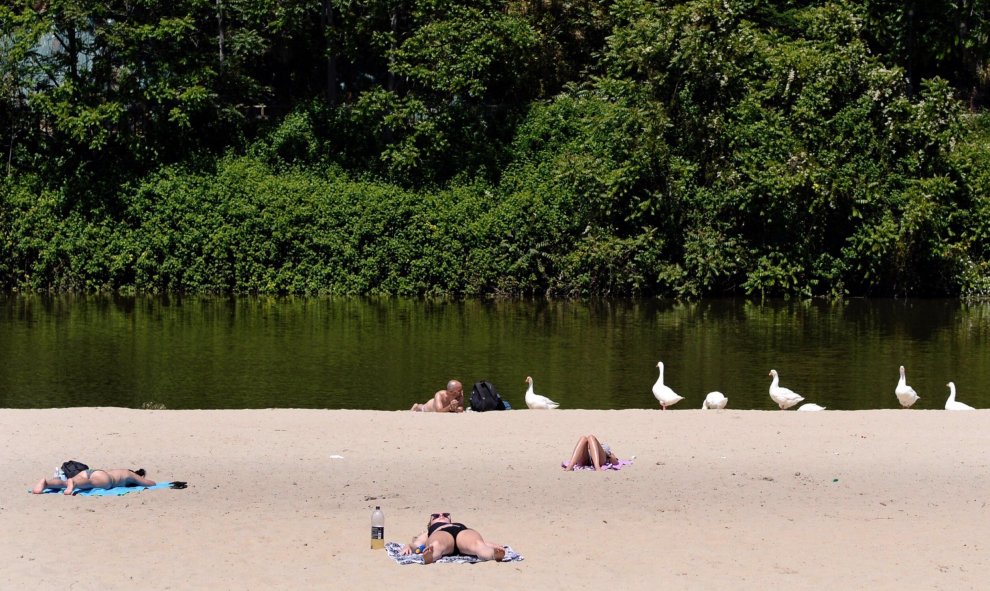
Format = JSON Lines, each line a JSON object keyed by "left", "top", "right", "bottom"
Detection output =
{"left": 652, "top": 361, "right": 684, "bottom": 410}
{"left": 944, "top": 382, "right": 974, "bottom": 411}
{"left": 768, "top": 369, "right": 804, "bottom": 410}
{"left": 701, "top": 391, "right": 728, "bottom": 410}
{"left": 524, "top": 376, "right": 560, "bottom": 409}
{"left": 895, "top": 365, "right": 920, "bottom": 408}
{"left": 797, "top": 402, "right": 826, "bottom": 411}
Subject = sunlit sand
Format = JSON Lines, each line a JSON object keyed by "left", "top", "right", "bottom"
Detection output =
{"left": 3, "top": 408, "right": 988, "bottom": 589}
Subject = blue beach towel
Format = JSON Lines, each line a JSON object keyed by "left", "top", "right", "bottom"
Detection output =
{"left": 30, "top": 482, "right": 177, "bottom": 497}
{"left": 385, "top": 541, "right": 523, "bottom": 565}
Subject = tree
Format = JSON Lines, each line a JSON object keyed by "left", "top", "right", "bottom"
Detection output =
{"left": 863, "top": 0, "right": 990, "bottom": 107}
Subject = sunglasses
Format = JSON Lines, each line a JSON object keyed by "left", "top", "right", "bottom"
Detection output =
{"left": 430, "top": 513, "right": 451, "bottom": 520}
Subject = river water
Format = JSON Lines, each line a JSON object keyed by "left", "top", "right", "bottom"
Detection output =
{"left": 1, "top": 295, "right": 987, "bottom": 411}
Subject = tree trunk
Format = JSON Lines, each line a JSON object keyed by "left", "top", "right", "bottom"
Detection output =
{"left": 388, "top": 10, "right": 398, "bottom": 92}
{"left": 217, "top": 0, "right": 225, "bottom": 67}
{"left": 323, "top": 0, "right": 337, "bottom": 105}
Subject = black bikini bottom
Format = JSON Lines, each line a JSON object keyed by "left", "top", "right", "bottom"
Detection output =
{"left": 435, "top": 523, "right": 470, "bottom": 555}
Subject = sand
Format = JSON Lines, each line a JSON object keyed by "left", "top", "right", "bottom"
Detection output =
{"left": 2, "top": 408, "right": 988, "bottom": 589}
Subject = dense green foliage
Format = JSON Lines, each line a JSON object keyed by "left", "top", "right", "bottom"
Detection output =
{"left": 2, "top": 0, "right": 990, "bottom": 297}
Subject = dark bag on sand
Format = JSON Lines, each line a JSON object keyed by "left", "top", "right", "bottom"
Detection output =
{"left": 61, "top": 460, "right": 89, "bottom": 478}
{"left": 470, "top": 381, "right": 508, "bottom": 412}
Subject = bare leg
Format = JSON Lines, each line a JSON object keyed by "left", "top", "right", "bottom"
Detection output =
{"left": 425, "top": 391, "right": 448, "bottom": 412}
{"left": 423, "top": 530, "right": 456, "bottom": 564}
{"left": 33, "top": 477, "right": 67, "bottom": 494}
{"left": 563, "top": 436, "right": 591, "bottom": 470}
{"left": 414, "top": 397, "right": 439, "bottom": 412}
{"left": 586, "top": 435, "right": 607, "bottom": 470}
{"left": 65, "top": 473, "right": 97, "bottom": 495}
{"left": 66, "top": 472, "right": 104, "bottom": 495}
{"left": 454, "top": 529, "right": 505, "bottom": 562}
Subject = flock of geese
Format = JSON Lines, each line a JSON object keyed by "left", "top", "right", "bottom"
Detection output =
{"left": 520, "top": 363, "right": 979, "bottom": 411}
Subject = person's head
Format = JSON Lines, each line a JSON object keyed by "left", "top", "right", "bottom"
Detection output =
{"left": 446, "top": 380, "right": 463, "bottom": 399}
{"left": 428, "top": 511, "right": 452, "bottom": 527}
{"left": 600, "top": 441, "right": 618, "bottom": 464}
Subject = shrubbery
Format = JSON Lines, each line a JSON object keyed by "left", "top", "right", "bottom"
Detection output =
{"left": 2, "top": 0, "right": 990, "bottom": 297}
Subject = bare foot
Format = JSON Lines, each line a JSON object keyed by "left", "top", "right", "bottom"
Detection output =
{"left": 422, "top": 545, "right": 435, "bottom": 565}
{"left": 493, "top": 546, "right": 506, "bottom": 562}
{"left": 32, "top": 478, "right": 47, "bottom": 494}
{"left": 64, "top": 479, "right": 75, "bottom": 496}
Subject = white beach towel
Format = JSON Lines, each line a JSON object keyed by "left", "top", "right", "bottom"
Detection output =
{"left": 385, "top": 541, "right": 523, "bottom": 565}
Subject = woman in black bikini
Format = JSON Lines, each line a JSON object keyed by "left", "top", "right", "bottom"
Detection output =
{"left": 400, "top": 512, "right": 506, "bottom": 564}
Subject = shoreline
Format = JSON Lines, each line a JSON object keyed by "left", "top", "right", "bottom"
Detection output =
{"left": 3, "top": 408, "right": 988, "bottom": 589}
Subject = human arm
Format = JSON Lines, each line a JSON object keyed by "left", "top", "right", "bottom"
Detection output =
{"left": 422, "top": 390, "right": 449, "bottom": 412}
{"left": 64, "top": 471, "right": 94, "bottom": 495}
{"left": 444, "top": 396, "right": 464, "bottom": 412}
{"left": 435, "top": 390, "right": 462, "bottom": 413}
{"left": 130, "top": 472, "right": 157, "bottom": 487}
{"left": 400, "top": 531, "right": 429, "bottom": 555}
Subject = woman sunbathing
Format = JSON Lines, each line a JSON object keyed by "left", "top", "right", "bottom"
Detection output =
{"left": 33, "top": 468, "right": 156, "bottom": 495}
{"left": 563, "top": 434, "right": 621, "bottom": 471}
{"left": 399, "top": 512, "right": 506, "bottom": 564}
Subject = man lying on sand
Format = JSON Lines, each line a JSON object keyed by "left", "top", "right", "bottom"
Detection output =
{"left": 410, "top": 380, "right": 465, "bottom": 412}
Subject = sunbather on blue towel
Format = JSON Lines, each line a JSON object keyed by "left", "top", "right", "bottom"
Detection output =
{"left": 33, "top": 468, "right": 156, "bottom": 495}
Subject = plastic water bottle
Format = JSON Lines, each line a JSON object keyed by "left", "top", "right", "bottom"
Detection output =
{"left": 370, "top": 506, "right": 384, "bottom": 549}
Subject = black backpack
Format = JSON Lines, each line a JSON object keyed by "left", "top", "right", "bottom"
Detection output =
{"left": 470, "top": 381, "right": 507, "bottom": 412}
{"left": 61, "top": 460, "right": 89, "bottom": 478}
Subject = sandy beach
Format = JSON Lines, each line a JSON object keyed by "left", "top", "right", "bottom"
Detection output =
{"left": 2, "top": 408, "right": 988, "bottom": 589}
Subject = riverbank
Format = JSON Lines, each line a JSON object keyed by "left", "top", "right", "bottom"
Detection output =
{"left": 3, "top": 408, "right": 988, "bottom": 589}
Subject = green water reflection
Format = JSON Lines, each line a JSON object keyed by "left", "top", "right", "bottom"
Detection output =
{"left": 1, "top": 295, "right": 988, "bottom": 410}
